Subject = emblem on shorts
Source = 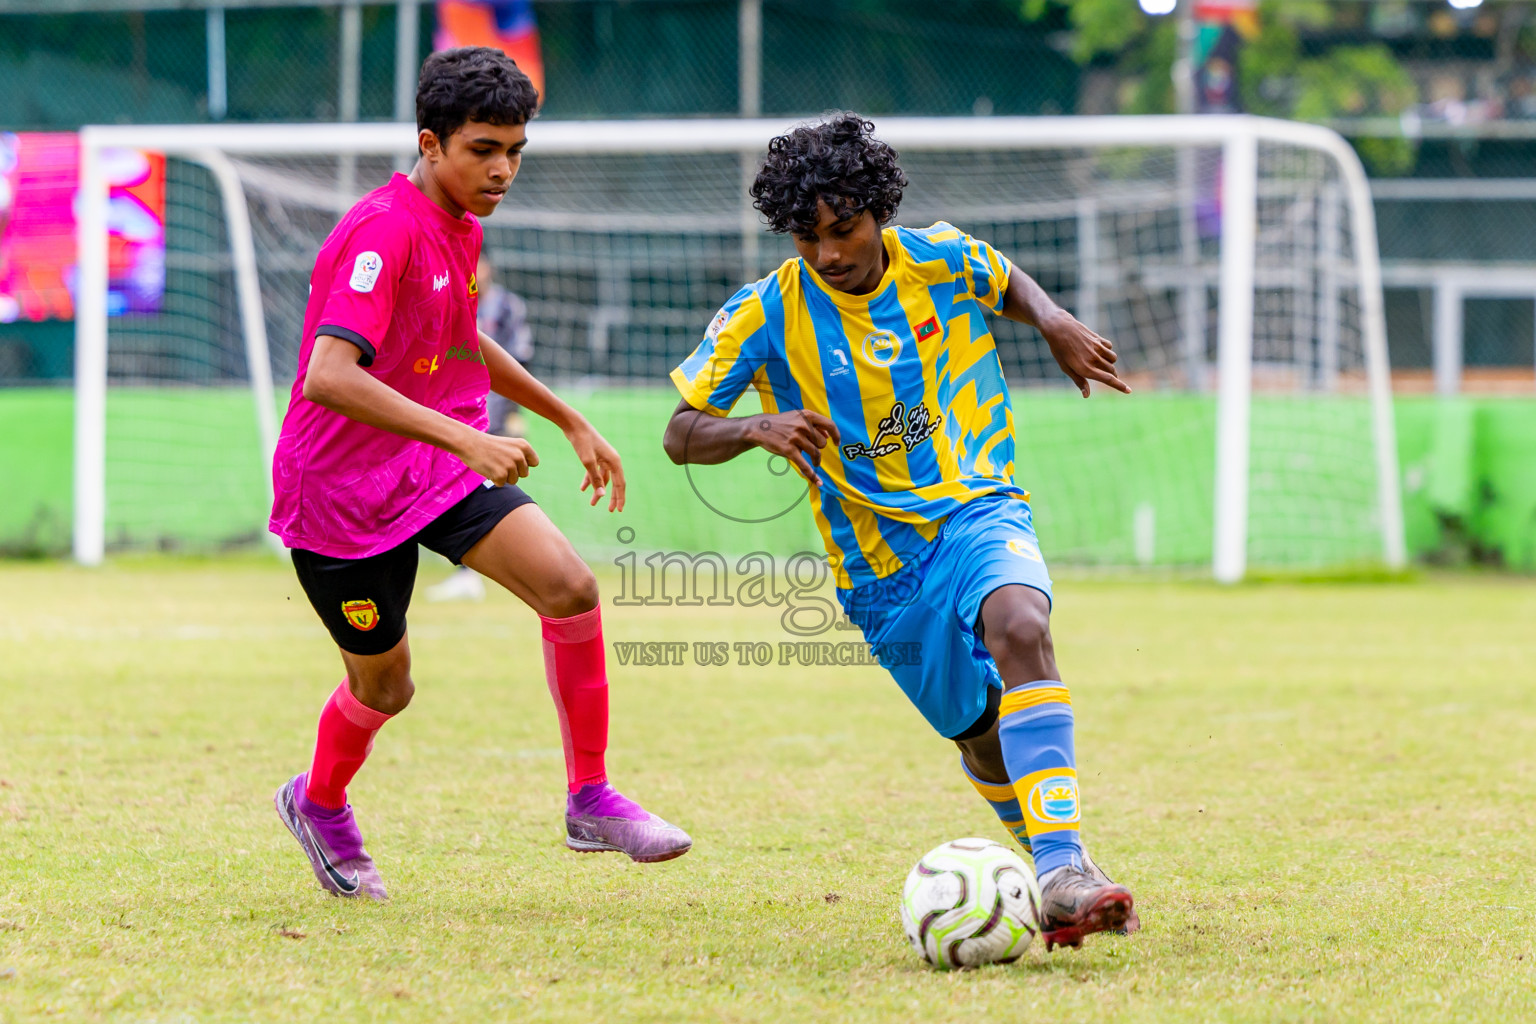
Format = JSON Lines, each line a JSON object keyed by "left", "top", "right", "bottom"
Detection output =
{"left": 341, "top": 599, "right": 380, "bottom": 631}
{"left": 860, "top": 329, "right": 902, "bottom": 367}
{"left": 1027, "top": 775, "right": 1080, "bottom": 825}
{"left": 1007, "top": 537, "right": 1042, "bottom": 562}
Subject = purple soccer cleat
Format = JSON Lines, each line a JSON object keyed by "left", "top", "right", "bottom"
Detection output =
{"left": 274, "top": 774, "right": 388, "bottom": 900}
{"left": 564, "top": 782, "right": 692, "bottom": 863}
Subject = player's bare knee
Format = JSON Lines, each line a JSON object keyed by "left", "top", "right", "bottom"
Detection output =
{"left": 986, "top": 601, "right": 1053, "bottom": 675}
{"left": 365, "top": 670, "right": 414, "bottom": 714}
{"left": 545, "top": 564, "right": 599, "bottom": 618}
{"left": 349, "top": 655, "right": 415, "bottom": 714}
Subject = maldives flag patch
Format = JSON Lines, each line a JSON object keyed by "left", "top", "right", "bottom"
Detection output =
{"left": 915, "top": 316, "right": 941, "bottom": 342}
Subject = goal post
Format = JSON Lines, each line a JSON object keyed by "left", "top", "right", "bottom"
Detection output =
{"left": 72, "top": 114, "right": 1406, "bottom": 578}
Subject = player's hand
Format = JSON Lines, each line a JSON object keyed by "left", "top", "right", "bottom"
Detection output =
{"left": 1037, "top": 309, "right": 1131, "bottom": 397}
{"left": 744, "top": 411, "right": 841, "bottom": 483}
{"left": 566, "top": 422, "right": 626, "bottom": 512}
{"left": 459, "top": 430, "right": 539, "bottom": 486}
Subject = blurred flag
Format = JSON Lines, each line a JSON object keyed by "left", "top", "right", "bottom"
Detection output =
{"left": 1193, "top": 1, "right": 1258, "bottom": 36}
{"left": 1193, "top": 0, "right": 1258, "bottom": 114}
{"left": 434, "top": 0, "right": 545, "bottom": 101}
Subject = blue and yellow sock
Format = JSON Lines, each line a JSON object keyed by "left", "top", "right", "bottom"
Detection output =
{"left": 998, "top": 680, "right": 1083, "bottom": 878}
{"left": 960, "top": 757, "right": 1032, "bottom": 855}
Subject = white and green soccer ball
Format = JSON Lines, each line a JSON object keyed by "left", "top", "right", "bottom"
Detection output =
{"left": 899, "top": 838, "right": 1040, "bottom": 969}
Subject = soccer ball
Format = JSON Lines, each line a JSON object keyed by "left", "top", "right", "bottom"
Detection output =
{"left": 899, "top": 838, "right": 1040, "bottom": 969}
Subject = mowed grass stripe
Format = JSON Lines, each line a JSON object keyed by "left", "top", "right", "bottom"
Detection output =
{"left": 0, "top": 560, "right": 1533, "bottom": 1022}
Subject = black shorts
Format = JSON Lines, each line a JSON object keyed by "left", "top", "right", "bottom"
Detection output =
{"left": 290, "top": 482, "right": 535, "bottom": 656}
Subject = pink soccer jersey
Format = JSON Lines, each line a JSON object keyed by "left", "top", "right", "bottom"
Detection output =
{"left": 270, "top": 173, "right": 492, "bottom": 559}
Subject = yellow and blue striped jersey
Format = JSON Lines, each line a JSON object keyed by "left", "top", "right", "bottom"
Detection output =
{"left": 671, "top": 222, "right": 1030, "bottom": 590}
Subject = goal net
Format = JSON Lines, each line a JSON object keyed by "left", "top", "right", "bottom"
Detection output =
{"left": 74, "top": 116, "right": 1405, "bottom": 579}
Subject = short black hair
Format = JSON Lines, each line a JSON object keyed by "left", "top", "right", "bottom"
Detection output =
{"left": 750, "top": 112, "right": 907, "bottom": 238}
{"left": 416, "top": 47, "right": 539, "bottom": 147}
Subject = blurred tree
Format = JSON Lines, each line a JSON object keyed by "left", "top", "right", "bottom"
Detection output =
{"left": 1021, "top": 0, "right": 1419, "bottom": 172}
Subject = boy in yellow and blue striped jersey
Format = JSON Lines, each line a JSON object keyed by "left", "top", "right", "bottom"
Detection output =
{"left": 664, "top": 114, "right": 1136, "bottom": 950}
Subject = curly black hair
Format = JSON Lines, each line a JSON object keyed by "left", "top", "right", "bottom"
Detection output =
{"left": 750, "top": 113, "right": 907, "bottom": 238}
{"left": 416, "top": 47, "right": 540, "bottom": 148}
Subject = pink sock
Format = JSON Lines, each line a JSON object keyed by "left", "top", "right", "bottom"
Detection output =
{"left": 305, "top": 680, "right": 393, "bottom": 809}
{"left": 540, "top": 607, "right": 609, "bottom": 793}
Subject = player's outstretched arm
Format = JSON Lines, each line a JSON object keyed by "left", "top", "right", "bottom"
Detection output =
{"left": 481, "top": 332, "right": 625, "bottom": 511}
{"left": 662, "top": 399, "right": 839, "bottom": 483}
{"left": 998, "top": 268, "right": 1131, "bottom": 398}
{"left": 305, "top": 334, "right": 538, "bottom": 485}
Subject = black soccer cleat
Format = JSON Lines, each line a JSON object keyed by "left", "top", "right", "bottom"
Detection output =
{"left": 1037, "top": 863, "right": 1134, "bottom": 951}
{"left": 1082, "top": 847, "right": 1141, "bottom": 935}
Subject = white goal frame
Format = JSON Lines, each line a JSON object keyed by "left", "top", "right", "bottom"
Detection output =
{"left": 73, "top": 114, "right": 1407, "bottom": 579}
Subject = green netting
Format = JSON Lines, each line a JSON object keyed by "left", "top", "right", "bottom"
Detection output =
{"left": 0, "top": 5, "right": 408, "bottom": 126}
{"left": 0, "top": 1, "right": 1074, "bottom": 131}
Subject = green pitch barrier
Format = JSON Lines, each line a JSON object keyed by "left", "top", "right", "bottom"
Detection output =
{"left": 2, "top": 386, "right": 1535, "bottom": 568}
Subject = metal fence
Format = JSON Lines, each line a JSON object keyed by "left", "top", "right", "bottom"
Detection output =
{"left": 1338, "top": 121, "right": 1536, "bottom": 394}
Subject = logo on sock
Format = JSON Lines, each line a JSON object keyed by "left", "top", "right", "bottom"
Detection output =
{"left": 341, "top": 598, "right": 379, "bottom": 631}
{"left": 1027, "top": 775, "right": 1080, "bottom": 826}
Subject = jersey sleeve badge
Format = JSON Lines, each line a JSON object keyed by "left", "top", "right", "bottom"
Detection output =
{"left": 349, "top": 251, "right": 383, "bottom": 293}
{"left": 705, "top": 308, "right": 731, "bottom": 341}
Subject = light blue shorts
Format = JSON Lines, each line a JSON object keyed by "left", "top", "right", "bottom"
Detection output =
{"left": 837, "top": 496, "right": 1054, "bottom": 739}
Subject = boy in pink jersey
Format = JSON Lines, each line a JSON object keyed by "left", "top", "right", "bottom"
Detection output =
{"left": 271, "top": 47, "right": 690, "bottom": 900}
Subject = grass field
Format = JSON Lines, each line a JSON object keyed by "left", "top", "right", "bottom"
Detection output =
{"left": 1, "top": 558, "right": 1534, "bottom": 1023}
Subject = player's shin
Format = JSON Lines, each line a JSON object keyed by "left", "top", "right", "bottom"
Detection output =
{"left": 997, "top": 681, "right": 1082, "bottom": 877}
{"left": 539, "top": 606, "right": 610, "bottom": 792}
{"left": 960, "top": 757, "right": 1033, "bottom": 855}
{"left": 306, "top": 679, "right": 394, "bottom": 810}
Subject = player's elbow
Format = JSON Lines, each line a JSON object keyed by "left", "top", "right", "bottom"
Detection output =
{"left": 301, "top": 366, "right": 334, "bottom": 407}
{"left": 662, "top": 414, "right": 691, "bottom": 464}
{"left": 302, "top": 360, "right": 350, "bottom": 410}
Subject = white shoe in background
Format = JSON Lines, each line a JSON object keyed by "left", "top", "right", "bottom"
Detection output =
{"left": 425, "top": 566, "right": 486, "bottom": 602}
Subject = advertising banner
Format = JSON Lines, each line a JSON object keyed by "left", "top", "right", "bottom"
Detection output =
{"left": 0, "top": 132, "right": 166, "bottom": 323}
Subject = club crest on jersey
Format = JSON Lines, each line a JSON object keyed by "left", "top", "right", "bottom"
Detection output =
{"left": 349, "top": 251, "right": 383, "bottom": 293}
{"left": 915, "top": 316, "right": 941, "bottom": 342}
{"left": 1007, "top": 537, "right": 1042, "bottom": 562}
{"left": 1027, "top": 775, "right": 1080, "bottom": 825}
{"left": 341, "top": 599, "right": 380, "bottom": 631}
{"left": 467, "top": 272, "right": 478, "bottom": 297}
{"left": 860, "top": 330, "right": 902, "bottom": 367}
